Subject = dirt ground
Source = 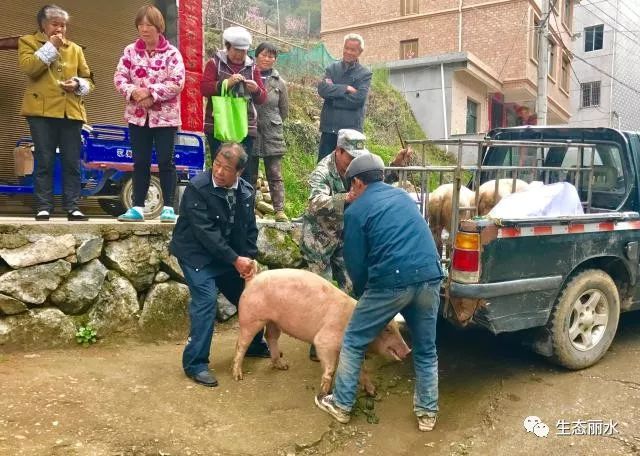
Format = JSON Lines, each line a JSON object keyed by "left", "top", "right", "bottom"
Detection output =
{"left": 1, "top": 312, "right": 640, "bottom": 456}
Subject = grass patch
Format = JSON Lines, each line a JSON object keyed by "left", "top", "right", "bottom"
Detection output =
{"left": 281, "top": 145, "right": 317, "bottom": 216}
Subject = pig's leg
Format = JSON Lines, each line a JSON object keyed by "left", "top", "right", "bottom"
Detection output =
{"left": 265, "top": 322, "right": 288, "bottom": 370}
{"left": 316, "top": 344, "right": 339, "bottom": 395}
{"left": 359, "top": 362, "right": 376, "bottom": 396}
{"left": 232, "top": 319, "right": 265, "bottom": 381}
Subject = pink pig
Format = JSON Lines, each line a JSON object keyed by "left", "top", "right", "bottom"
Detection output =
{"left": 232, "top": 269, "right": 411, "bottom": 395}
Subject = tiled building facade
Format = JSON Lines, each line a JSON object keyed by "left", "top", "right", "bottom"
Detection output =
{"left": 321, "top": 0, "right": 575, "bottom": 140}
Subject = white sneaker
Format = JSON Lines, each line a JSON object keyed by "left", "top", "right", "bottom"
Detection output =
{"left": 417, "top": 414, "right": 437, "bottom": 431}
{"left": 314, "top": 394, "right": 351, "bottom": 424}
{"left": 35, "top": 210, "right": 50, "bottom": 221}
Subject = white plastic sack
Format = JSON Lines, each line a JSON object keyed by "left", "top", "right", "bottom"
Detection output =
{"left": 488, "top": 182, "right": 584, "bottom": 218}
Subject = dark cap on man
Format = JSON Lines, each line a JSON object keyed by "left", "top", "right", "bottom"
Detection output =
{"left": 345, "top": 153, "right": 385, "bottom": 180}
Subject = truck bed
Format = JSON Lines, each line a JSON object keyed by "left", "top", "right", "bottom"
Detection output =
{"left": 448, "top": 211, "right": 640, "bottom": 333}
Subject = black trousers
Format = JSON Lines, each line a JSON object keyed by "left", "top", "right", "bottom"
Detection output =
{"left": 27, "top": 116, "right": 83, "bottom": 213}
{"left": 207, "top": 134, "right": 257, "bottom": 190}
{"left": 129, "top": 123, "right": 177, "bottom": 208}
{"left": 317, "top": 131, "right": 338, "bottom": 163}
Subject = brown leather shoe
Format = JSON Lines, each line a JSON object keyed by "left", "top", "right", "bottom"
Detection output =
{"left": 275, "top": 210, "right": 289, "bottom": 222}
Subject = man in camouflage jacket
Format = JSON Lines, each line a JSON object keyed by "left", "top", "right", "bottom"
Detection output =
{"left": 301, "top": 130, "right": 413, "bottom": 291}
{"left": 300, "top": 129, "right": 369, "bottom": 294}
{"left": 301, "top": 129, "right": 412, "bottom": 360}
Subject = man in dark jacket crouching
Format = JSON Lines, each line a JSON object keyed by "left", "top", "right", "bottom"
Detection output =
{"left": 170, "top": 143, "right": 269, "bottom": 387}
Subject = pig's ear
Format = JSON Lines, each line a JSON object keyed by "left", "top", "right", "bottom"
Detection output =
{"left": 246, "top": 260, "right": 258, "bottom": 281}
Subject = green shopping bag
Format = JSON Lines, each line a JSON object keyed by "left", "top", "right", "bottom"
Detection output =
{"left": 211, "top": 79, "right": 249, "bottom": 142}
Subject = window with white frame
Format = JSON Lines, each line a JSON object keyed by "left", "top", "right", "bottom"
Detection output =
{"left": 531, "top": 15, "right": 541, "bottom": 61}
{"left": 584, "top": 25, "right": 604, "bottom": 52}
{"left": 401, "top": 0, "right": 419, "bottom": 15}
{"left": 581, "top": 81, "right": 601, "bottom": 108}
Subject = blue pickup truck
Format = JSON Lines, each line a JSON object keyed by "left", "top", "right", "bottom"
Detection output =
{"left": 446, "top": 126, "right": 640, "bottom": 370}
{"left": 4, "top": 124, "right": 205, "bottom": 218}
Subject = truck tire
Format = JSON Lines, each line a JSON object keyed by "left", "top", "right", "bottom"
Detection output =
{"left": 120, "top": 175, "right": 164, "bottom": 220}
{"left": 547, "top": 269, "right": 620, "bottom": 370}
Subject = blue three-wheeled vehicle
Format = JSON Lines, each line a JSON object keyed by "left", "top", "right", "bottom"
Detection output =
{"left": 4, "top": 124, "right": 206, "bottom": 218}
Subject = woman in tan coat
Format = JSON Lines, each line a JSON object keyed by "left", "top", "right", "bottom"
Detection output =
{"left": 18, "top": 5, "right": 93, "bottom": 221}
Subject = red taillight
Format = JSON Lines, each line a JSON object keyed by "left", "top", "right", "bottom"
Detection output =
{"left": 452, "top": 249, "right": 479, "bottom": 272}
{"left": 451, "top": 232, "right": 480, "bottom": 283}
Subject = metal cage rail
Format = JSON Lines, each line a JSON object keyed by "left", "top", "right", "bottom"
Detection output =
{"left": 384, "top": 138, "right": 600, "bottom": 261}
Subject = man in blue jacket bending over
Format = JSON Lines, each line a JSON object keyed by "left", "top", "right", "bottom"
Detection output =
{"left": 314, "top": 153, "right": 444, "bottom": 432}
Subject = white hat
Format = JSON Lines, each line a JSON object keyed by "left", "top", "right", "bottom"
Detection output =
{"left": 337, "top": 129, "right": 369, "bottom": 158}
{"left": 223, "top": 26, "right": 252, "bottom": 50}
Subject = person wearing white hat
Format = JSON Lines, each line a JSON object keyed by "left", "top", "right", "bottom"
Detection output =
{"left": 201, "top": 26, "right": 266, "bottom": 189}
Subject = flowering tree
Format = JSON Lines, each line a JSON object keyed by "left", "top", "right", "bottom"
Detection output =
{"left": 203, "top": 0, "right": 260, "bottom": 28}
{"left": 244, "top": 6, "right": 266, "bottom": 30}
{"left": 284, "top": 15, "right": 307, "bottom": 37}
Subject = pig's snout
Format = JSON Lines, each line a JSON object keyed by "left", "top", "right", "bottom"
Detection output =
{"left": 388, "top": 341, "right": 411, "bottom": 361}
{"left": 372, "top": 323, "right": 411, "bottom": 361}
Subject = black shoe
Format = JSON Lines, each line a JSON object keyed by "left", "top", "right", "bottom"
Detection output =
{"left": 187, "top": 370, "right": 218, "bottom": 387}
{"left": 309, "top": 344, "right": 320, "bottom": 362}
{"left": 35, "top": 210, "right": 50, "bottom": 221}
{"left": 246, "top": 344, "right": 271, "bottom": 358}
{"left": 67, "top": 210, "right": 89, "bottom": 221}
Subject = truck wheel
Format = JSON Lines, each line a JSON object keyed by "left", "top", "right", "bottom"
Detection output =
{"left": 120, "top": 175, "right": 164, "bottom": 220}
{"left": 547, "top": 269, "right": 620, "bottom": 370}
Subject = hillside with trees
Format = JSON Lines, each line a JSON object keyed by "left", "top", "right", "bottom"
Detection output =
{"left": 203, "top": 0, "right": 320, "bottom": 40}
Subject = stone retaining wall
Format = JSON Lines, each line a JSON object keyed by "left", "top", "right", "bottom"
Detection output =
{"left": 0, "top": 220, "right": 303, "bottom": 351}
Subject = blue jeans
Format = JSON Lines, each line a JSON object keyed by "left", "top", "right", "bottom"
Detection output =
{"left": 333, "top": 281, "right": 441, "bottom": 416}
{"left": 180, "top": 260, "right": 265, "bottom": 376}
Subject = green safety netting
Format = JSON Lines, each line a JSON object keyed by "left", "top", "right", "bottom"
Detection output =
{"left": 250, "top": 42, "right": 337, "bottom": 79}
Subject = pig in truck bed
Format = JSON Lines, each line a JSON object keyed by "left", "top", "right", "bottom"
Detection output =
{"left": 400, "top": 126, "right": 640, "bottom": 370}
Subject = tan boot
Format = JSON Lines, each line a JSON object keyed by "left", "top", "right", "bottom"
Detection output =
{"left": 275, "top": 210, "right": 289, "bottom": 222}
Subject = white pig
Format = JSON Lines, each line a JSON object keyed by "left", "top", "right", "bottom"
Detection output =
{"left": 232, "top": 269, "right": 411, "bottom": 396}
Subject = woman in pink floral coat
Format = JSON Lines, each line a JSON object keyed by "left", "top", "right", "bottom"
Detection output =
{"left": 113, "top": 5, "right": 185, "bottom": 222}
